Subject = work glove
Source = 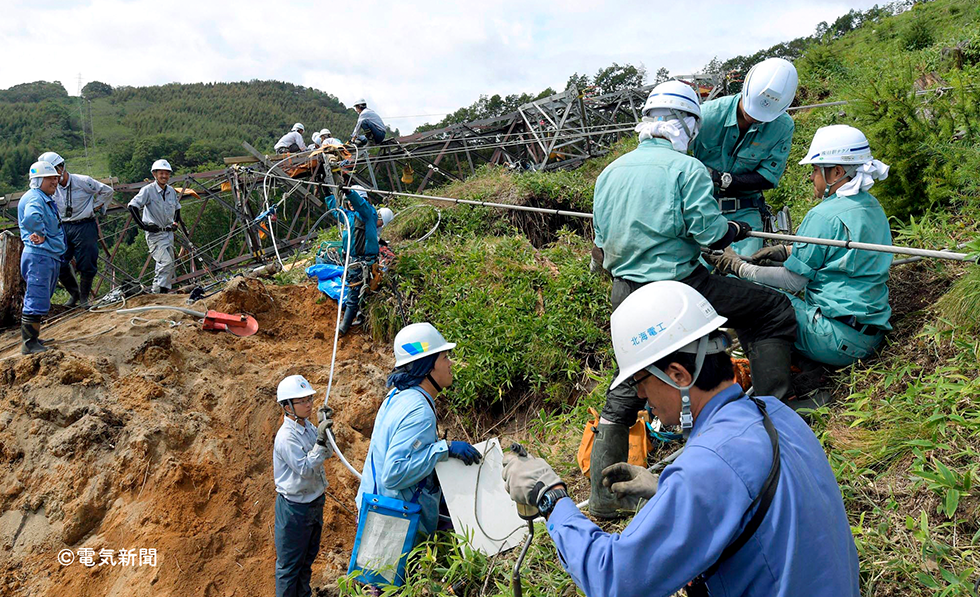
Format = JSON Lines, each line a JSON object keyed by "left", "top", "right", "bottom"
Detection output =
{"left": 706, "top": 166, "right": 722, "bottom": 190}
{"left": 601, "top": 463, "right": 659, "bottom": 500}
{"left": 589, "top": 245, "right": 608, "bottom": 276}
{"left": 704, "top": 247, "right": 746, "bottom": 277}
{"left": 448, "top": 441, "right": 482, "bottom": 465}
{"left": 749, "top": 244, "right": 790, "bottom": 265}
{"left": 315, "top": 408, "right": 334, "bottom": 446}
{"left": 501, "top": 450, "right": 563, "bottom": 508}
{"left": 145, "top": 223, "right": 163, "bottom": 233}
{"left": 729, "top": 220, "right": 752, "bottom": 243}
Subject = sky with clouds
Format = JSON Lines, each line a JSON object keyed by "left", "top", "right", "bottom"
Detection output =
{"left": 0, "top": 0, "right": 882, "bottom": 132}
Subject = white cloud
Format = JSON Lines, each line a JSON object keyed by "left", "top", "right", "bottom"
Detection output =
{"left": 0, "top": 0, "right": 882, "bottom": 132}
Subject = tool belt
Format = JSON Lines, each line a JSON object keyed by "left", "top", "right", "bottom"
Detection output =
{"left": 833, "top": 315, "right": 882, "bottom": 336}
{"left": 718, "top": 195, "right": 766, "bottom": 214}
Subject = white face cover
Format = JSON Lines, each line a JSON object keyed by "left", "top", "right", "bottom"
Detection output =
{"left": 634, "top": 108, "right": 700, "bottom": 152}
{"left": 834, "top": 159, "right": 890, "bottom": 197}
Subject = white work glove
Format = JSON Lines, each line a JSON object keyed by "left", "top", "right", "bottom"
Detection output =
{"left": 502, "top": 450, "right": 563, "bottom": 508}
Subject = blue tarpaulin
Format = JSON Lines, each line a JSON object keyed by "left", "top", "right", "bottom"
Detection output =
{"left": 306, "top": 263, "right": 346, "bottom": 303}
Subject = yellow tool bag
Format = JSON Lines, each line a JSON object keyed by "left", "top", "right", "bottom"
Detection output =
{"left": 577, "top": 407, "right": 652, "bottom": 476}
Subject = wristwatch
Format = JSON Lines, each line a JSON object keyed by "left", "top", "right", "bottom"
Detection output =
{"left": 537, "top": 487, "right": 570, "bottom": 518}
{"left": 720, "top": 172, "right": 733, "bottom": 192}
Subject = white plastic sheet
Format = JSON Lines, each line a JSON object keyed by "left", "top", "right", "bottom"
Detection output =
{"left": 435, "top": 437, "right": 529, "bottom": 556}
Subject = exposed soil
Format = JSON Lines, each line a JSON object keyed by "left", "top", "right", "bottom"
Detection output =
{"left": 0, "top": 277, "right": 389, "bottom": 596}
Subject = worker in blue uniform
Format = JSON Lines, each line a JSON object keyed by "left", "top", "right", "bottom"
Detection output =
{"left": 706, "top": 124, "right": 892, "bottom": 369}
{"left": 354, "top": 322, "right": 480, "bottom": 539}
{"left": 589, "top": 79, "right": 797, "bottom": 519}
{"left": 325, "top": 184, "right": 381, "bottom": 335}
{"left": 501, "top": 281, "right": 861, "bottom": 597}
{"left": 17, "top": 161, "right": 67, "bottom": 355}
{"left": 692, "top": 58, "right": 798, "bottom": 256}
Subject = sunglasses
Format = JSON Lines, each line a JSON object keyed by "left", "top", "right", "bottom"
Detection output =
{"left": 624, "top": 368, "right": 653, "bottom": 389}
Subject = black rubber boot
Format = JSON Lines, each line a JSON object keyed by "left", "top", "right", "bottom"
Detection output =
{"left": 60, "top": 268, "right": 80, "bottom": 308}
{"left": 21, "top": 317, "right": 47, "bottom": 355}
{"left": 78, "top": 274, "right": 95, "bottom": 307}
{"left": 588, "top": 422, "right": 641, "bottom": 519}
{"left": 338, "top": 306, "right": 358, "bottom": 336}
{"left": 747, "top": 338, "right": 795, "bottom": 401}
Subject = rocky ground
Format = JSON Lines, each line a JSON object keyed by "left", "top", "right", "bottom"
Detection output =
{"left": 0, "top": 278, "right": 387, "bottom": 596}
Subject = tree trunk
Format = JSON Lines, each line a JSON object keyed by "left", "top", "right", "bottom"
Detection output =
{"left": 0, "top": 230, "right": 24, "bottom": 326}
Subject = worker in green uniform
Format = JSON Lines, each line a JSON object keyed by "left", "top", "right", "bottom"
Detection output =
{"left": 706, "top": 124, "right": 892, "bottom": 369}
{"left": 589, "top": 79, "right": 798, "bottom": 519}
{"left": 692, "top": 58, "right": 798, "bottom": 256}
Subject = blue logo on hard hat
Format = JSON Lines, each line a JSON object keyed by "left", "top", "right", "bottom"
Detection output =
{"left": 402, "top": 342, "right": 430, "bottom": 355}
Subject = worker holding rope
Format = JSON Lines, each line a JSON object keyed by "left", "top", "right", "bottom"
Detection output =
{"left": 706, "top": 125, "right": 892, "bottom": 375}
{"left": 324, "top": 184, "right": 386, "bottom": 335}
{"left": 18, "top": 161, "right": 66, "bottom": 355}
{"left": 692, "top": 58, "right": 798, "bottom": 256}
{"left": 127, "top": 159, "right": 189, "bottom": 294}
{"left": 588, "top": 80, "right": 798, "bottom": 519}
{"left": 501, "top": 281, "right": 860, "bottom": 597}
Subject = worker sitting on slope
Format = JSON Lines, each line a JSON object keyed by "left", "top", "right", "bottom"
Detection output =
{"left": 501, "top": 281, "right": 860, "bottom": 597}
{"left": 692, "top": 58, "right": 798, "bottom": 256}
{"left": 349, "top": 99, "right": 386, "bottom": 146}
{"left": 324, "top": 185, "right": 380, "bottom": 335}
{"left": 17, "top": 161, "right": 66, "bottom": 354}
{"left": 273, "top": 374, "right": 335, "bottom": 597}
{"left": 354, "top": 323, "right": 480, "bottom": 542}
{"left": 127, "top": 159, "right": 189, "bottom": 294}
{"left": 275, "top": 123, "right": 307, "bottom": 154}
{"left": 588, "top": 79, "right": 798, "bottom": 519}
{"left": 39, "top": 151, "right": 113, "bottom": 307}
{"left": 706, "top": 125, "right": 892, "bottom": 377}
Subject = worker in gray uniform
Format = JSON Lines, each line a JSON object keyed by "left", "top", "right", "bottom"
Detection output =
{"left": 350, "top": 99, "right": 387, "bottom": 146}
{"left": 38, "top": 151, "right": 113, "bottom": 307}
{"left": 127, "top": 159, "right": 188, "bottom": 294}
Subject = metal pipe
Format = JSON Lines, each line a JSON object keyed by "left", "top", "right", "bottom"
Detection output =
{"left": 747, "top": 231, "right": 975, "bottom": 262}
{"left": 892, "top": 241, "right": 973, "bottom": 266}
{"left": 117, "top": 306, "right": 207, "bottom": 318}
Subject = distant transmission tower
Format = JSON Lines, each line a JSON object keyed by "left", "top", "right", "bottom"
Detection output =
{"left": 76, "top": 73, "right": 91, "bottom": 171}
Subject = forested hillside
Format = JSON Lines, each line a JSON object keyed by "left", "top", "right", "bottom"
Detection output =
{"left": 0, "top": 80, "right": 363, "bottom": 193}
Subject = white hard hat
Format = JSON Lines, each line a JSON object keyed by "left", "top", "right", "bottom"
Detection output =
{"left": 799, "top": 125, "right": 874, "bottom": 166}
{"left": 28, "top": 161, "right": 59, "bottom": 179}
{"left": 642, "top": 80, "right": 702, "bottom": 121}
{"left": 378, "top": 207, "right": 394, "bottom": 227}
{"left": 292, "top": 122, "right": 305, "bottom": 132}
{"left": 741, "top": 58, "right": 798, "bottom": 123}
{"left": 320, "top": 128, "right": 332, "bottom": 138}
{"left": 353, "top": 99, "right": 367, "bottom": 107}
{"left": 150, "top": 159, "right": 173, "bottom": 173}
{"left": 393, "top": 322, "right": 456, "bottom": 367}
{"left": 37, "top": 151, "right": 65, "bottom": 168}
{"left": 277, "top": 374, "right": 317, "bottom": 402}
{"left": 610, "top": 281, "right": 727, "bottom": 390}
{"left": 350, "top": 184, "right": 368, "bottom": 198}
{"left": 311, "top": 131, "right": 322, "bottom": 144}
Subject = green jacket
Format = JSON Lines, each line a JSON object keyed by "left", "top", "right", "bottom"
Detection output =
{"left": 593, "top": 138, "right": 730, "bottom": 282}
{"left": 783, "top": 190, "right": 892, "bottom": 329}
{"left": 691, "top": 93, "right": 794, "bottom": 199}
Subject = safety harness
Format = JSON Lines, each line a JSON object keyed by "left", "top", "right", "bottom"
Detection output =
{"left": 686, "top": 392, "right": 781, "bottom": 596}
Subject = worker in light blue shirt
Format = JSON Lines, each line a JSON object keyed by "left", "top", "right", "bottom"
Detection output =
{"left": 273, "top": 374, "right": 334, "bottom": 597}
{"left": 17, "top": 161, "right": 66, "bottom": 354}
{"left": 502, "top": 282, "right": 860, "bottom": 597}
{"left": 325, "top": 185, "right": 380, "bottom": 335}
{"left": 354, "top": 323, "right": 480, "bottom": 539}
{"left": 350, "top": 99, "right": 386, "bottom": 146}
{"left": 588, "top": 80, "right": 797, "bottom": 520}
{"left": 692, "top": 58, "right": 798, "bottom": 256}
{"left": 706, "top": 125, "right": 893, "bottom": 371}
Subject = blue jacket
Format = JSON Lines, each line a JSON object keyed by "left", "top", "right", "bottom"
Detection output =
{"left": 18, "top": 188, "right": 66, "bottom": 259}
{"left": 326, "top": 189, "right": 379, "bottom": 259}
{"left": 547, "top": 384, "right": 860, "bottom": 597}
{"left": 355, "top": 386, "right": 449, "bottom": 536}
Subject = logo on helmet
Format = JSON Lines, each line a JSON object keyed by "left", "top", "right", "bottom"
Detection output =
{"left": 402, "top": 342, "right": 430, "bottom": 356}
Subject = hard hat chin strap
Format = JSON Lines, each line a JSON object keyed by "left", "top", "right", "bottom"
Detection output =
{"left": 642, "top": 336, "right": 711, "bottom": 439}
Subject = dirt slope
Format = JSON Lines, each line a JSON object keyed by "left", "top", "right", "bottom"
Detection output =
{"left": 0, "top": 278, "right": 386, "bottom": 596}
